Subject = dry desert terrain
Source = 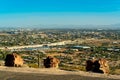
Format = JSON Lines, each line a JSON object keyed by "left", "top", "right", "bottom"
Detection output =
{"left": 0, "top": 66, "right": 120, "bottom": 80}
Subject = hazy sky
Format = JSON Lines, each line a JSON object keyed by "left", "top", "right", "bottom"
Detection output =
{"left": 0, "top": 0, "right": 120, "bottom": 27}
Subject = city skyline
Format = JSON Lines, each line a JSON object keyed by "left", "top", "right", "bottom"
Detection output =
{"left": 0, "top": 0, "right": 120, "bottom": 27}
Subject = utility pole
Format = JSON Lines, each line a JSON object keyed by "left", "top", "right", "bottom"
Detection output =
{"left": 37, "top": 54, "right": 40, "bottom": 68}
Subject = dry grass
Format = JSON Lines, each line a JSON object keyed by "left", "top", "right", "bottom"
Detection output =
{"left": 27, "top": 63, "right": 38, "bottom": 68}
{"left": 60, "top": 64, "right": 86, "bottom": 71}
{"left": 110, "top": 69, "right": 120, "bottom": 75}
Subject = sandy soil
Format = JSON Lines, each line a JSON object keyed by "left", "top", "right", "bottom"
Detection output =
{"left": 0, "top": 66, "right": 120, "bottom": 80}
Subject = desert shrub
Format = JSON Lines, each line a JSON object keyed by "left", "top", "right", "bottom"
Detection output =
{"left": 59, "top": 63, "right": 85, "bottom": 71}
{"left": 110, "top": 69, "right": 120, "bottom": 75}
{"left": 27, "top": 63, "right": 38, "bottom": 68}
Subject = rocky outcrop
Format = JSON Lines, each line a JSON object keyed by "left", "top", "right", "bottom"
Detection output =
{"left": 5, "top": 53, "right": 23, "bottom": 67}
{"left": 43, "top": 56, "right": 60, "bottom": 68}
{"left": 86, "top": 58, "right": 109, "bottom": 74}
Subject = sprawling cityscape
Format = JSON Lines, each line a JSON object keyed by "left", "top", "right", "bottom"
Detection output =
{"left": 0, "top": 0, "right": 120, "bottom": 79}
{"left": 0, "top": 27, "right": 120, "bottom": 75}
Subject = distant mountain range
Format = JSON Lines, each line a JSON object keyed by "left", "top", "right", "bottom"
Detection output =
{"left": 28, "top": 24, "right": 120, "bottom": 30}
{"left": 0, "top": 24, "right": 120, "bottom": 30}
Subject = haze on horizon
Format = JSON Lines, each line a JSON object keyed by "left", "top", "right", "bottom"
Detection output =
{"left": 0, "top": 0, "right": 120, "bottom": 27}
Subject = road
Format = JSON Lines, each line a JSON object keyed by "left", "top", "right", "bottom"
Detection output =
{"left": 0, "top": 41, "right": 71, "bottom": 50}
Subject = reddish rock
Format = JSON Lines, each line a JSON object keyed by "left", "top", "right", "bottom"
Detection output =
{"left": 5, "top": 53, "right": 23, "bottom": 67}
{"left": 44, "top": 56, "right": 60, "bottom": 68}
{"left": 86, "top": 58, "right": 109, "bottom": 74}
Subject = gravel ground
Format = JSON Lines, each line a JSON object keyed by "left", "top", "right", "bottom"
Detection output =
{"left": 0, "top": 66, "right": 119, "bottom": 80}
{"left": 0, "top": 71, "right": 118, "bottom": 80}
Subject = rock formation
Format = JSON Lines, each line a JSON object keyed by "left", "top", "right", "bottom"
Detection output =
{"left": 86, "top": 58, "right": 109, "bottom": 74}
{"left": 5, "top": 53, "right": 23, "bottom": 67}
{"left": 43, "top": 56, "right": 60, "bottom": 68}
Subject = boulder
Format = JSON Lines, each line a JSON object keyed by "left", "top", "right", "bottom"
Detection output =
{"left": 98, "top": 58, "right": 109, "bottom": 74}
{"left": 44, "top": 56, "right": 60, "bottom": 68}
{"left": 86, "top": 58, "right": 109, "bottom": 74}
{"left": 86, "top": 60, "right": 94, "bottom": 71}
{"left": 5, "top": 53, "right": 24, "bottom": 67}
